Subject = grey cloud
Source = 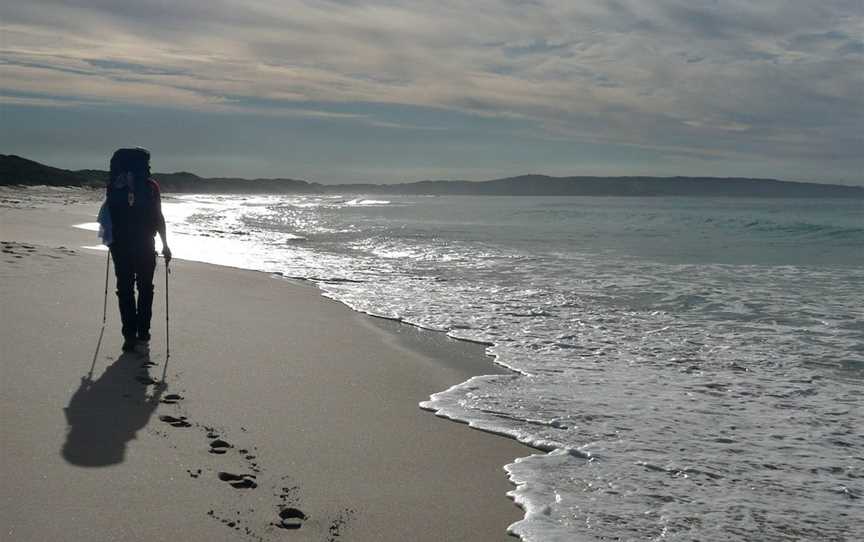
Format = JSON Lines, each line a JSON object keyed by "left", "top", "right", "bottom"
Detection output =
{"left": 838, "top": 40, "right": 864, "bottom": 55}
{"left": 658, "top": 3, "right": 781, "bottom": 39}
{"left": 1, "top": 0, "right": 862, "bottom": 172}
{"left": 84, "top": 59, "right": 192, "bottom": 77}
{"left": 787, "top": 31, "right": 864, "bottom": 57}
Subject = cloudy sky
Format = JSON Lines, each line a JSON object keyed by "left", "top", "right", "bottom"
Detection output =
{"left": 1, "top": 0, "right": 862, "bottom": 184}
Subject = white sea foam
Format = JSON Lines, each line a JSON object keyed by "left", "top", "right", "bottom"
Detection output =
{"left": 345, "top": 198, "right": 390, "bottom": 206}
{"left": 151, "top": 193, "right": 864, "bottom": 541}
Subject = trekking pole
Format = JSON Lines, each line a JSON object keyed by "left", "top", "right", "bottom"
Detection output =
{"left": 89, "top": 250, "right": 111, "bottom": 378}
{"left": 161, "top": 258, "right": 171, "bottom": 382}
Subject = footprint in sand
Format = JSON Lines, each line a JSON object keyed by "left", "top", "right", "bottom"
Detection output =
{"left": 160, "top": 393, "right": 183, "bottom": 404}
{"left": 327, "top": 509, "right": 355, "bottom": 541}
{"left": 275, "top": 507, "right": 307, "bottom": 530}
{"left": 159, "top": 415, "right": 192, "bottom": 428}
{"left": 135, "top": 375, "right": 159, "bottom": 386}
{"left": 217, "top": 472, "right": 258, "bottom": 489}
{"left": 209, "top": 439, "right": 233, "bottom": 454}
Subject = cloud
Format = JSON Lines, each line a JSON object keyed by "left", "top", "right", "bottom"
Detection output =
{"left": 1, "top": 0, "right": 862, "bottom": 173}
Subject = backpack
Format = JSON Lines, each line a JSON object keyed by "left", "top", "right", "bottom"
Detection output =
{"left": 105, "top": 148, "right": 160, "bottom": 242}
{"left": 108, "top": 147, "right": 150, "bottom": 195}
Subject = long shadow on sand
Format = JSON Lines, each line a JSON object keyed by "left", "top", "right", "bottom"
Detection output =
{"left": 62, "top": 352, "right": 165, "bottom": 467}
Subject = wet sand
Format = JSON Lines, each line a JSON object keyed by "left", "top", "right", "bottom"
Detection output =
{"left": 0, "top": 195, "right": 533, "bottom": 541}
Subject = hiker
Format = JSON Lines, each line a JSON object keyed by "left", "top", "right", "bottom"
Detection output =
{"left": 104, "top": 148, "right": 171, "bottom": 352}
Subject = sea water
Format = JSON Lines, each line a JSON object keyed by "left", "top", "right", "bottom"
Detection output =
{"left": 161, "top": 194, "right": 863, "bottom": 541}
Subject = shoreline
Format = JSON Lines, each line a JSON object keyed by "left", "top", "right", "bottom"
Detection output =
{"left": 1, "top": 195, "right": 534, "bottom": 541}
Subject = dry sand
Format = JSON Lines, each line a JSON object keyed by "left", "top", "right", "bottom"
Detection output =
{"left": 0, "top": 195, "right": 534, "bottom": 541}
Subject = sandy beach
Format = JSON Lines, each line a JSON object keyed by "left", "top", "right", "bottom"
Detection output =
{"left": 0, "top": 191, "right": 532, "bottom": 541}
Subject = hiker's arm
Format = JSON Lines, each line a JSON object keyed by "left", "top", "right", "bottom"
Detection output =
{"left": 158, "top": 213, "right": 169, "bottom": 252}
{"left": 156, "top": 203, "right": 167, "bottom": 246}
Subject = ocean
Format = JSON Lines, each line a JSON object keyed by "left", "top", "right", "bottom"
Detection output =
{"left": 160, "top": 193, "right": 863, "bottom": 541}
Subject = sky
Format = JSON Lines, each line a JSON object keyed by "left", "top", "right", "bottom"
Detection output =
{"left": 1, "top": 0, "right": 862, "bottom": 185}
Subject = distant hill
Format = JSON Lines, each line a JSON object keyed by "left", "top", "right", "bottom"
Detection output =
{"left": 1, "top": 155, "right": 317, "bottom": 193}
{"left": 2, "top": 154, "right": 862, "bottom": 198}
{"left": 380, "top": 174, "right": 864, "bottom": 198}
{"left": 73, "top": 167, "right": 318, "bottom": 194}
{"left": 0, "top": 154, "right": 98, "bottom": 188}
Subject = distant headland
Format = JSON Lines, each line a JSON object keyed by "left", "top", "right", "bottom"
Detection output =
{"left": 2, "top": 154, "right": 862, "bottom": 198}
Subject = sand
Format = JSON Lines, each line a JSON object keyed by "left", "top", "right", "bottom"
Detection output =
{"left": 0, "top": 193, "right": 533, "bottom": 541}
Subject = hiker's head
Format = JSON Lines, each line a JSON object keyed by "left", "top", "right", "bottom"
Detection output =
{"left": 110, "top": 147, "right": 151, "bottom": 188}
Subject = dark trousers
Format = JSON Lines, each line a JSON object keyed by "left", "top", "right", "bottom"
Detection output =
{"left": 110, "top": 239, "right": 157, "bottom": 341}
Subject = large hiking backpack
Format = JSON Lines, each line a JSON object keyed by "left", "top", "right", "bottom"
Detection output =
{"left": 104, "top": 147, "right": 160, "bottom": 243}
{"left": 109, "top": 147, "right": 151, "bottom": 195}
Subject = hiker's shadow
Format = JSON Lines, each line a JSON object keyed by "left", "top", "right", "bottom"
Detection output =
{"left": 62, "top": 352, "right": 165, "bottom": 467}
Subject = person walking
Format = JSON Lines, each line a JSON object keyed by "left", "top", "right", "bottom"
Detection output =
{"left": 105, "top": 148, "right": 171, "bottom": 352}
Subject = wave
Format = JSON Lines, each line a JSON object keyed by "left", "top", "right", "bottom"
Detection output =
{"left": 344, "top": 198, "right": 391, "bottom": 206}
{"left": 699, "top": 216, "right": 864, "bottom": 240}
{"left": 155, "top": 193, "right": 864, "bottom": 542}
